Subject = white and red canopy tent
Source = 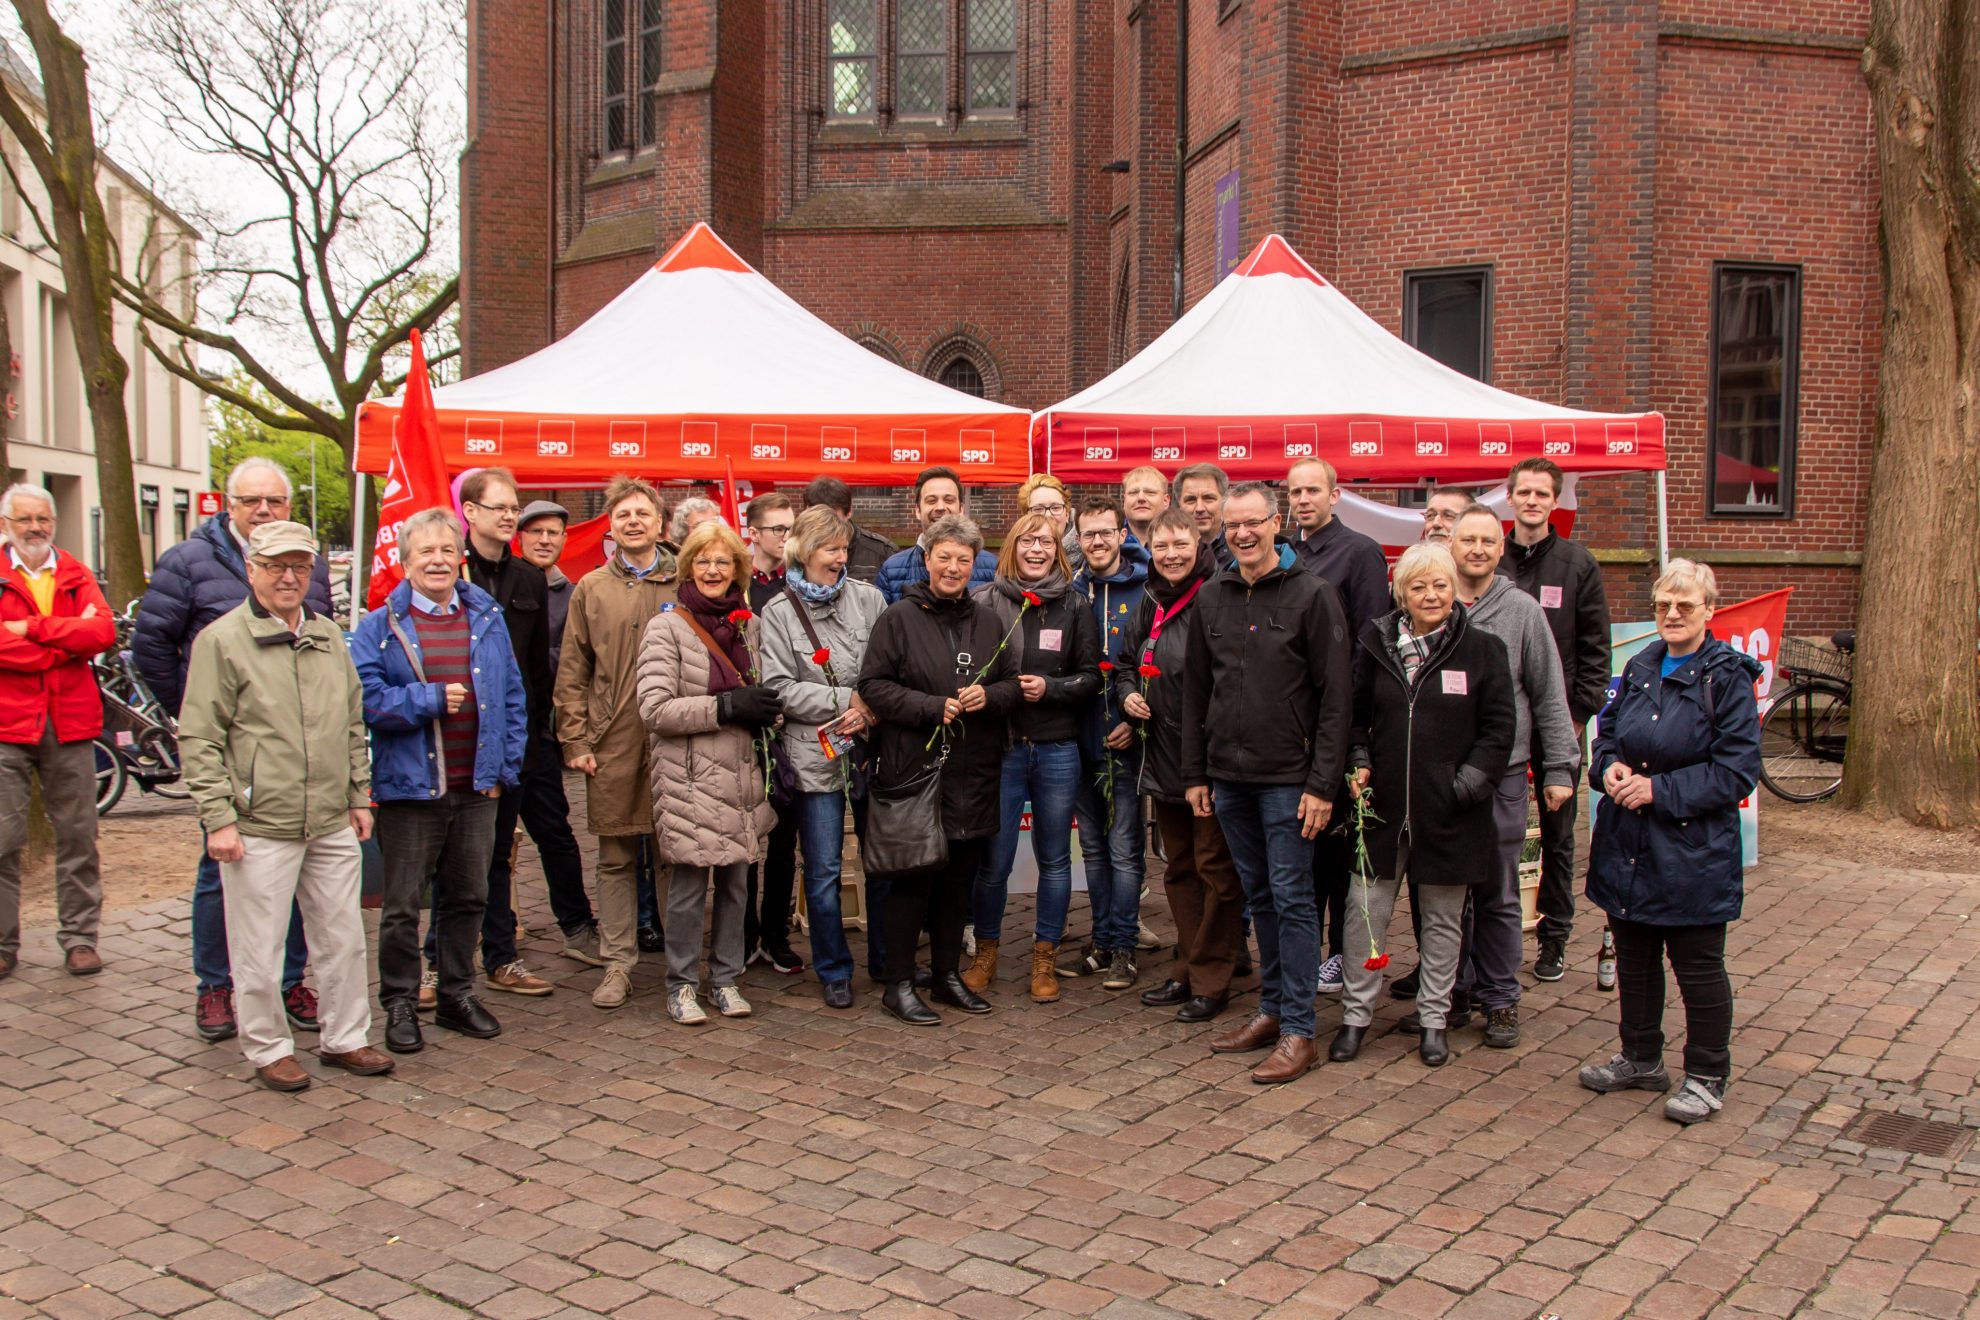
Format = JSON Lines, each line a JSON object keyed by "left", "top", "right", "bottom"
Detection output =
{"left": 1032, "top": 234, "right": 1667, "bottom": 513}
{"left": 354, "top": 223, "right": 1032, "bottom": 487}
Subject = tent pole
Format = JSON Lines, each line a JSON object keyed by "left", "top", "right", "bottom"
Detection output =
{"left": 349, "top": 471, "right": 368, "bottom": 625}
{"left": 1655, "top": 470, "right": 1669, "bottom": 572}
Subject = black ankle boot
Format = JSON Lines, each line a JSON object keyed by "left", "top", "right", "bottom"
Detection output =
{"left": 1329, "top": 1025, "right": 1365, "bottom": 1062}
{"left": 930, "top": 972, "right": 991, "bottom": 1015}
{"left": 882, "top": 981, "right": 940, "bottom": 1025}
{"left": 1419, "top": 1028, "right": 1449, "bottom": 1067}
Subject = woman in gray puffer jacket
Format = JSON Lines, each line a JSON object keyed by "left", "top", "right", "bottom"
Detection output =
{"left": 759, "top": 506, "right": 888, "bottom": 1009}
{"left": 636, "top": 521, "right": 780, "bottom": 1027}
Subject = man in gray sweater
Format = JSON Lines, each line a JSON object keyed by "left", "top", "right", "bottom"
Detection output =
{"left": 1435, "top": 504, "right": 1579, "bottom": 1049}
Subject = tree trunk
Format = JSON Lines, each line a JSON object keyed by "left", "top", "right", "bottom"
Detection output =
{"left": 7, "top": 0, "right": 143, "bottom": 606}
{"left": 0, "top": 292, "right": 12, "bottom": 479}
{"left": 1841, "top": 0, "right": 1980, "bottom": 827}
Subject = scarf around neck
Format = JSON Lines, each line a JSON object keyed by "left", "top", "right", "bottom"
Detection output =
{"left": 677, "top": 578, "right": 751, "bottom": 693}
{"left": 785, "top": 565, "right": 847, "bottom": 604}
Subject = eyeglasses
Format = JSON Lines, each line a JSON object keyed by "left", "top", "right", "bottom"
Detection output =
{"left": 1014, "top": 535, "right": 1058, "bottom": 551}
{"left": 755, "top": 524, "right": 794, "bottom": 536}
{"left": 1077, "top": 527, "right": 1123, "bottom": 542}
{"left": 1224, "top": 516, "right": 1279, "bottom": 535}
{"left": 251, "top": 560, "right": 311, "bottom": 582}
{"left": 691, "top": 557, "right": 735, "bottom": 571}
{"left": 1029, "top": 501, "right": 1068, "bottom": 515}
{"left": 1422, "top": 508, "right": 1461, "bottom": 524}
{"left": 231, "top": 496, "right": 290, "bottom": 510}
{"left": 1654, "top": 598, "right": 1704, "bottom": 617}
{"left": 466, "top": 500, "right": 521, "bottom": 517}
{"left": 3, "top": 513, "right": 53, "bottom": 527}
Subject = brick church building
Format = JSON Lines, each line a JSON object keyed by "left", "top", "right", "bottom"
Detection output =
{"left": 461, "top": 0, "right": 1875, "bottom": 630}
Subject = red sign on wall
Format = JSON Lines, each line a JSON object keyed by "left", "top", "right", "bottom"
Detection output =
{"left": 196, "top": 491, "right": 222, "bottom": 517}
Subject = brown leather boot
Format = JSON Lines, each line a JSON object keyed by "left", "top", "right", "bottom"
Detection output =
{"left": 960, "top": 939, "right": 999, "bottom": 991}
{"left": 1029, "top": 942, "right": 1060, "bottom": 1003}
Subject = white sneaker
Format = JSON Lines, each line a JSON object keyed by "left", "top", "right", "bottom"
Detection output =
{"left": 1317, "top": 954, "right": 1345, "bottom": 993}
{"left": 667, "top": 986, "right": 708, "bottom": 1025}
{"left": 417, "top": 966, "right": 439, "bottom": 1011}
{"left": 1136, "top": 920, "right": 1161, "bottom": 952}
{"left": 709, "top": 985, "right": 752, "bottom": 1019}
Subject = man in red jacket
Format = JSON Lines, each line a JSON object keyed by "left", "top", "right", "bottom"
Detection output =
{"left": 0, "top": 484, "right": 116, "bottom": 979}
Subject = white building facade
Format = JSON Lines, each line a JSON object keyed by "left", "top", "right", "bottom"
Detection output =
{"left": 0, "top": 48, "right": 209, "bottom": 573}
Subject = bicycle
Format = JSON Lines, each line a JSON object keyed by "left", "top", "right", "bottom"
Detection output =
{"left": 1757, "top": 630, "right": 1853, "bottom": 802}
{"left": 91, "top": 604, "right": 192, "bottom": 814}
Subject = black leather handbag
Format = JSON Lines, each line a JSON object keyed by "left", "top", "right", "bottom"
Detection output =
{"left": 862, "top": 749, "right": 948, "bottom": 876}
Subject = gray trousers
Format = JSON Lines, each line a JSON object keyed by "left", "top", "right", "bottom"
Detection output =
{"left": 0, "top": 727, "right": 101, "bottom": 959}
{"left": 1342, "top": 872, "right": 1466, "bottom": 1029}
{"left": 664, "top": 861, "right": 747, "bottom": 994}
{"left": 1457, "top": 771, "right": 1532, "bottom": 1012}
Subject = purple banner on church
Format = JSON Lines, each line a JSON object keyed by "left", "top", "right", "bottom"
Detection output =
{"left": 1215, "top": 169, "right": 1242, "bottom": 278}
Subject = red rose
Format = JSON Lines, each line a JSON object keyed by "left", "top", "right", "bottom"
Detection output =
{"left": 1021, "top": 590, "right": 1042, "bottom": 606}
{"left": 1364, "top": 953, "right": 1390, "bottom": 971}
{"left": 728, "top": 608, "right": 754, "bottom": 626}
{"left": 1098, "top": 660, "right": 1114, "bottom": 672}
{"left": 1138, "top": 663, "right": 1161, "bottom": 678}
{"left": 812, "top": 647, "right": 831, "bottom": 666}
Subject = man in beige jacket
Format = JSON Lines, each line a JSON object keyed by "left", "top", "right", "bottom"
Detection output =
{"left": 553, "top": 476, "right": 680, "bottom": 1007}
{"left": 179, "top": 522, "right": 394, "bottom": 1091}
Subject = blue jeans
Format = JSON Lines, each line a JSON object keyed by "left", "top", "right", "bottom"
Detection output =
{"left": 636, "top": 837, "right": 659, "bottom": 931}
{"left": 793, "top": 790, "right": 857, "bottom": 985}
{"left": 193, "top": 843, "right": 306, "bottom": 992}
{"left": 975, "top": 740, "right": 1082, "bottom": 944}
{"left": 1212, "top": 780, "right": 1320, "bottom": 1039}
{"left": 1073, "top": 752, "right": 1144, "bottom": 951}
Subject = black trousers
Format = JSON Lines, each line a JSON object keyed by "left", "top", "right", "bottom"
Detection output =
{"left": 1535, "top": 782, "right": 1578, "bottom": 944}
{"left": 880, "top": 836, "right": 984, "bottom": 986}
{"left": 1313, "top": 830, "right": 1349, "bottom": 960}
{"left": 744, "top": 801, "right": 800, "bottom": 955}
{"left": 1611, "top": 917, "right": 1733, "bottom": 1078}
{"left": 378, "top": 791, "right": 497, "bottom": 1006}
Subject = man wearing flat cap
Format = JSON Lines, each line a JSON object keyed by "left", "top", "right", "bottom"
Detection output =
{"left": 178, "top": 521, "right": 394, "bottom": 1092}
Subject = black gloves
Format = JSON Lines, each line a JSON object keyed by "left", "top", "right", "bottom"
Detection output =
{"left": 718, "top": 684, "right": 784, "bottom": 728}
{"left": 1452, "top": 764, "right": 1493, "bottom": 808}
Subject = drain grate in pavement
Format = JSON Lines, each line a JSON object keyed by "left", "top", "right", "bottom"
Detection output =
{"left": 1845, "top": 1111, "right": 1976, "bottom": 1160}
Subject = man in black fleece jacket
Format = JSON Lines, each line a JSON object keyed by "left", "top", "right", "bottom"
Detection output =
{"left": 1181, "top": 483, "right": 1352, "bottom": 1085}
{"left": 1504, "top": 459, "right": 1611, "bottom": 980}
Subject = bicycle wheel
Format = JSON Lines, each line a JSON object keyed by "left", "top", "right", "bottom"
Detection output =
{"left": 92, "top": 739, "right": 128, "bottom": 816}
{"left": 137, "top": 726, "right": 193, "bottom": 799}
{"left": 1758, "top": 681, "right": 1850, "bottom": 802}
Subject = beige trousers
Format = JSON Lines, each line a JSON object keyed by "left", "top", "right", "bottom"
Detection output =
{"left": 222, "top": 829, "right": 371, "bottom": 1068}
{"left": 594, "top": 834, "right": 652, "bottom": 975}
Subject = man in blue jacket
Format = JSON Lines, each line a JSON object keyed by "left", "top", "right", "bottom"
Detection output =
{"left": 353, "top": 507, "right": 528, "bottom": 1055}
{"left": 133, "top": 457, "right": 332, "bottom": 1044}
{"left": 1061, "top": 497, "right": 1151, "bottom": 989}
{"left": 874, "top": 466, "right": 998, "bottom": 603}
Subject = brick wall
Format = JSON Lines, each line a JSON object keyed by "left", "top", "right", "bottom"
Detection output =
{"left": 469, "top": 0, "right": 1878, "bottom": 634}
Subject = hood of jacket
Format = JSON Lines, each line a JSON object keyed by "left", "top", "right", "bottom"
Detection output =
{"left": 1073, "top": 539, "right": 1150, "bottom": 593}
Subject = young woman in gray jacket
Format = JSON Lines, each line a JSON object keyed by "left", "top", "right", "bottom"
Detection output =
{"left": 758, "top": 506, "right": 889, "bottom": 1008}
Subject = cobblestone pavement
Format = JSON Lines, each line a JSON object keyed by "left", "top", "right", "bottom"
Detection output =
{"left": 3, "top": 834, "right": 1978, "bottom": 1320}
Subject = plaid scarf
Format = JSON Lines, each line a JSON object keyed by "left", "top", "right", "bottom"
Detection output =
{"left": 1395, "top": 616, "right": 1447, "bottom": 687}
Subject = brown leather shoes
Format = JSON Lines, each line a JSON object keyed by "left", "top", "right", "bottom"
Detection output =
{"left": 255, "top": 1056, "right": 311, "bottom": 1092}
{"left": 64, "top": 946, "right": 102, "bottom": 976}
{"left": 1208, "top": 1013, "right": 1281, "bottom": 1054}
{"left": 1251, "top": 1034, "right": 1319, "bottom": 1085}
{"left": 318, "top": 1046, "right": 396, "bottom": 1076}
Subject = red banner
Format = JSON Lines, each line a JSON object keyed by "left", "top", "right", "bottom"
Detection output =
{"left": 1711, "top": 587, "right": 1794, "bottom": 700}
{"left": 367, "top": 329, "right": 451, "bottom": 609}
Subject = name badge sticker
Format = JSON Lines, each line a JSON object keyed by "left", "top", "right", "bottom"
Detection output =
{"left": 1540, "top": 585, "right": 1563, "bottom": 609}
{"left": 1038, "top": 628, "right": 1064, "bottom": 652}
{"left": 1442, "top": 670, "right": 1468, "bottom": 696}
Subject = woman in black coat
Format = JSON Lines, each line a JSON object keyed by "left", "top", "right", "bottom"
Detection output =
{"left": 857, "top": 515, "right": 1021, "bottom": 1026}
{"left": 964, "top": 509, "right": 1103, "bottom": 1003}
{"left": 1342, "top": 542, "right": 1515, "bottom": 1068}
{"left": 1579, "top": 559, "right": 1761, "bottom": 1125}
{"left": 1116, "top": 507, "right": 1243, "bottom": 1024}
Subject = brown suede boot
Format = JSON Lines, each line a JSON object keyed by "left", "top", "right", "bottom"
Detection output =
{"left": 961, "top": 939, "right": 1000, "bottom": 992}
{"left": 1030, "top": 942, "right": 1060, "bottom": 1003}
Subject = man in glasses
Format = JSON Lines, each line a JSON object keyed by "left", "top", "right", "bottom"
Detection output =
{"left": 1182, "top": 483, "right": 1352, "bottom": 1085}
{"left": 135, "top": 457, "right": 332, "bottom": 1039}
{"left": 441, "top": 467, "right": 561, "bottom": 999}
{"left": 178, "top": 521, "right": 393, "bottom": 1091}
{"left": 0, "top": 484, "right": 114, "bottom": 981}
{"left": 742, "top": 493, "right": 805, "bottom": 974}
{"left": 1418, "top": 487, "right": 1471, "bottom": 545}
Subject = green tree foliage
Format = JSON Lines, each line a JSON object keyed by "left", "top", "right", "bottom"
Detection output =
{"left": 209, "top": 373, "right": 351, "bottom": 546}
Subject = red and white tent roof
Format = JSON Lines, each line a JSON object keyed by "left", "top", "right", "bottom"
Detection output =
{"left": 356, "top": 223, "right": 1031, "bottom": 485}
{"left": 1034, "top": 234, "right": 1665, "bottom": 484}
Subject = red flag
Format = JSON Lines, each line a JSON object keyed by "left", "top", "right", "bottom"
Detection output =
{"left": 368, "top": 329, "right": 451, "bottom": 609}
{"left": 1711, "top": 587, "right": 1794, "bottom": 700}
